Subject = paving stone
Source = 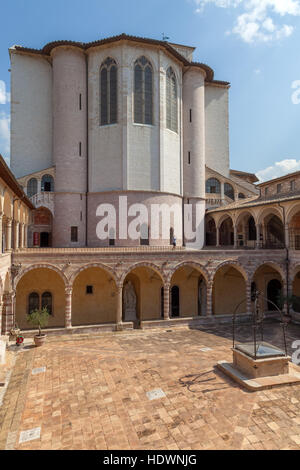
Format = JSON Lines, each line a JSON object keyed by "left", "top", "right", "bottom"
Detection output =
{"left": 0, "top": 325, "right": 300, "bottom": 450}
{"left": 19, "top": 427, "right": 41, "bottom": 443}
{"left": 32, "top": 367, "right": 46, "bottom": 375}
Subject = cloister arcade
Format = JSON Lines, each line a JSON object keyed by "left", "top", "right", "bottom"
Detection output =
{"left": 205, "top": 203, "right": 300, "bottom": 250}
{"left": 0, "top": 256, "right": 295, "bottom": 334}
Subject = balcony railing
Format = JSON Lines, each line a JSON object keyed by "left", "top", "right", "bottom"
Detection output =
{"left": 30, "top": 191, "right": 54, "bottom": 214}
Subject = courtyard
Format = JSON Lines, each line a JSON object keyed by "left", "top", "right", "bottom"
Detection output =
{"left": 1, "top": 324, "right": 300, "bottom": 450}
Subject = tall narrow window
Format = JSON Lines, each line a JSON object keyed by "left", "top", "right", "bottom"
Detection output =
{"left": 100, "top": 58, "right": 117, "bottom": 126}
{"left": 134, "top": 56, "right": 153, "bottom": 125}
{"left": 28, "top": 292, "right": 39, "bottom": 314}
{"left": 42, "top": 292, "right": 52, "bottom": 315}
{"left": 41, "top": 175, "right": 54, "bottom": 192}
{"left": 27, "top": 178, "right": 38, "bottom": 197}
{"left": 166, "top": 67, "right": 178, "bottom": 132}
{"left": 71, "top": 226, "right": 78, "bottom": 242}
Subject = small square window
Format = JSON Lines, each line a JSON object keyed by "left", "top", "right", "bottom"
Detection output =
{"left": 71, "top": 226, "right": 78, "bottom": 242}
{"left": 86, "top": 285, "right": 93, "bottom": 294}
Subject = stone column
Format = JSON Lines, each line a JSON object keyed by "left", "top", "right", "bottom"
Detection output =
{"left": 24, "top": 224, "right": 28, "bottom": 248}
{"left": 116, "top": 285, "right": 123, "bottom": 327}
{"left": 256, "top": 223, "right": 261, "bottom": 249}
{"left": 14, "top": 221, "right": 19, "bottom": 250}
{"left": 262, "top": 223, "right": 267, "bottom": 248}
{"left": 2, "top": 292, "right": 15, "bottom": 335}
{"left": 246, "top": 281, "right": 252, "bottom": 315}
{"left": 206, "top": 282, "right": 213, "bottom": 316}
{"left": 5, "top": 219, "right": 12, "bottom": 252}
{"left": 163, "top": 283, "right": 170, "bottom": 320}
{"left": 284, "top": 224, "right": 290, "bottom": 249}
{"left": 233, "top": 225, "right": 238, "bottom": 249}
{"left": 19, "top": 223, "right": 24, "bottom": 249}
{"left": 0, "top": 301, "right": 3, "bottom": 335}
{"left": 216, "top": 226, "right": 220, "bottom": 247}
{"left": 65, "top": 287, "right": 72, "bottom": 328}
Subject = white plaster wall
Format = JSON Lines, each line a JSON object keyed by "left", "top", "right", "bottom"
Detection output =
{"left": 10, "top": 51, "right": 53, "bottom": 178}
{"left": 205, "top": 85, "right": 230, "bottom": 178}
{"left": 88, "top": 44, "right": 181, "bottom": 195}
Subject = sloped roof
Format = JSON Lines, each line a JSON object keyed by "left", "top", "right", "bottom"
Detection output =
{"left": 11, "top": 33, "right": 230, "bottom": 86}
{"left": 0, "top": 155, "right": 34, "bottom": 210}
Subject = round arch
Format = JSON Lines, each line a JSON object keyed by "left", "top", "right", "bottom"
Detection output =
{"left": 170, "top": 262, "right": 209, "bottom": 317}
{"left": 71, "top": 263, "right": 118, "bottom": 286}
{"left": 257, "top": 206, "right": 283, "bottom": 226}
{"left": 168, "top": 261, "right": 210, "bottom": 285}
{"left": 212, "top": 263, "right": 247, "bottom": 315}
{"left": 14, "top": 264, "right": 68, "bottom": 289}
{"left": 120, "top": 262, "right": 165, "bottom": 285}
{"left": 15, "top": 266, "right": 67, "bottom": 330}
{"left": 122, "top": 263, "right": 164, "bottom": 324}
{"left": 71, "top": 266, "right": 118, "bottom": 326}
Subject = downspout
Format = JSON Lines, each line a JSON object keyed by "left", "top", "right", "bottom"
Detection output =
{"left": 85, "top": 54, "right": 89, "bottom": 247}
{"left": 278, "top": 202, "right": 290, "bottom": 316}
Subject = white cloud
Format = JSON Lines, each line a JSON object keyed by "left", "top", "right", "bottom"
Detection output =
{"left": 0, "top": 112, "right": 10, "bottom": 160}
{"left": 0, "top": 81, "right": 6, "bottom": 104}
{"left": 193, "top": 0, "right": 300, "bottom": 43}
{"left": 256, "top": 158, "right": 300, "bottom": 182}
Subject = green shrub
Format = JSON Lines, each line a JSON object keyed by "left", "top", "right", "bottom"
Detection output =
{"left": 27, "top": 307, "right": 50, "bottom": 336}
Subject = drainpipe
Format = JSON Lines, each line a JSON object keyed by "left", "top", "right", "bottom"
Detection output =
{"left": 278, "top": 203, "right": 290, "bottom": 316}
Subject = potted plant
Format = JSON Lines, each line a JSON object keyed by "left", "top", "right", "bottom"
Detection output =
{"left": 27, "top": 307, "right": 50, "bottom": 347}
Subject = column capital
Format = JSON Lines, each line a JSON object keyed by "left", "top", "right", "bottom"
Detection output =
{"left": 65, "top": 286, "right": 73, "bottom": 295}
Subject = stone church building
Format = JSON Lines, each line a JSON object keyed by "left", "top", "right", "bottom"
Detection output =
{"left": 0, "top": 33, "right": 299, "bottom": 335}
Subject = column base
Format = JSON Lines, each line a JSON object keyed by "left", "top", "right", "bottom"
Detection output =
{"left": 115, "top": 322, "right": 124, "bottom": 332}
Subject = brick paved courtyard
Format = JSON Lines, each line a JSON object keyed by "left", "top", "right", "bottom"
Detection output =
{"left": 1, "top": 323, "right": 300, "bottom": 450}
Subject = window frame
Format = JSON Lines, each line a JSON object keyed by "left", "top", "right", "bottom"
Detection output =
{"left": 100, "top": 57, "right": 118, "bottom": 126}
{"left": 166, "top": 66, "right": 178, "bottom": 133}
{"left": 134, "top": 56, "right": 154, "bottom": 126}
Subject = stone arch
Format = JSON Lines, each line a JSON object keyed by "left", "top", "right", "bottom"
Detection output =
{"left": 15, "top": 266, "right": 67, "bottom": 330}
{"left": 169, "top": 262, "right": 209, "bottom": 317}
{"left": 70, "top": 263, "right": 118, "bottom": 286}
{"left": 251, "top": 262, "right": 285, "bottom": 312}
{"left": 286, "top": 203, "right": 300, "bottom": 225}
{"left": 3, "top": 189, "right": 13, "bottom": 218}
{"left": 257, "top": 206, "right": 283, "bottom": 225}
{"left": 212, "top": 263, "right": 248, "bottom": 315}
{"left": 215, "top": 212, "right": 235, "bottom": 229}
{"left": 235, "top": 210, "right": 256, "bottom": 227}
{"left": 250, "top": 261, "right": 285, "bottom": 283}
{"left": 14, "top": 264, "right": 68, "bottom": 289}
{"left": 168, "top": 261, "right": 210, "bottom": 284}
{"left": 71, "top": 265, "right": 118, "bottom": 326}
{"left": 120, "top": 262, "right": 165, "bottom": 285}
{"left": 122, "top": 263, "right": 164, "bottom": 324}
{"left": 214, "top": 260, "right": 248, "bottom": 282}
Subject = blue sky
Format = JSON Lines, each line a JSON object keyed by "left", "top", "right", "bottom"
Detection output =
{"left": 0, "top": 0, "right": 300, "bottom": 181}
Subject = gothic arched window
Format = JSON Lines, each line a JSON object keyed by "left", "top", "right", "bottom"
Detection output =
{"left": 100, "top": 57, "right": 117, "bottom": 126}
{"left": 206, "top": 178, "right": 221, "bottom": 194}
{"left": 224, "top": 183, "right": 234, "bottom": 200}
{"left": 41, "top": 174, "right": 54, "bottom": 192}
{"left": 28, "top": 292, "right": 39, "bottom": 314}
{"left": 27, "top": 178, "right": 38, "bottom": 198}
{"left": 166, "top": 67, "right": 178, "bottom": 132}
{"left": 42, "top": 291, "right": 52, "bottom": 315}
{"left": 134, "top": 56, "right": 153, "bottom": 125}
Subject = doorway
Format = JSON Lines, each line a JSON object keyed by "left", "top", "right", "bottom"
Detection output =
{"left": 40, "top": 232, "right": 50, "bottom": 247}
{"left": 171, "top": 286, "right": 180, "bottom": 317}
{"left": 267, "top": 279, "right": 282, "bottom": 311}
